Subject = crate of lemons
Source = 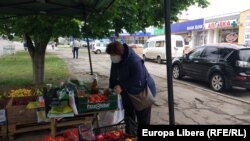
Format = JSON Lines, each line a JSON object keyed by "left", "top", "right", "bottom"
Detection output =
{"left": 4, "top": 87, "right": 45, "bottom": 107}
{"left": 8, "top": 87, "right": 44, "bottom": 98}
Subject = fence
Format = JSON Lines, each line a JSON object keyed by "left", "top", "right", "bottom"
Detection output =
{"left": 0, "top": 45, "right": 16, "bottom": 56}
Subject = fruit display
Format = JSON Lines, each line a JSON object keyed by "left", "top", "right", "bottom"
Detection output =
{"left": 40, "top": 128, "right": 79, "bottom": 141}
{"left": 7, "top": 87, "right": 45, "bottom": 98}
{"left": 95, "top": 130, "right": 125, "bottom": 141}
{"left": 34, "top": 88, "right": 44, "bottom": 96}
{"left": 77, "top": 93, "right": 117, "bottom": 113}
{"left": 11, "top": 96, "right": 37, "bottom": 106}
{"left": 49, "top": 101, "right": 73, "bottom": 114}
{"left": 88, "top": 94, "right": 108, "bottom": 103}
{"left": 8, "top": 88, "right": 32, "bottom": 97}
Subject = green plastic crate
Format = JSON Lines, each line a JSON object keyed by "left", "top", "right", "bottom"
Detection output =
{"left": 77, "top": 94, "right": 118, "bottom": 113}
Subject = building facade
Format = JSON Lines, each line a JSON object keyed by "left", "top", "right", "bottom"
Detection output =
{"left": 204, "top": 13, "right": 239, "bottom": 44}
{"left": 239, "top": 9, "right": 250, "bottom": 45}
{"left": 111, "top": 32, "right": 151, "bottom": 45}
{"left": 170, "top": 18, "right": 204, "bottom": 48}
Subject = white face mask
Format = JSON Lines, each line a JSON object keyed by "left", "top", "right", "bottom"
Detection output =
{"left": 110, "top": 55, "right": 122, "bottom": 63}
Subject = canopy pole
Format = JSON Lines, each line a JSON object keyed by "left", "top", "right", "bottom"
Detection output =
{"left": 83, "top": 17, "right": 93, "bottom": 75}
{"left": 164, "top": 0, "right": 175, "bottom": 125}
{"left": 86, "top": 35, "right": 93, "bottom": 75}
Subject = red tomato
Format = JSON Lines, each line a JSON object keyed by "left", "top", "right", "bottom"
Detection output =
{"left": 125, "top": 138, "right": 133, "bottom": 141}
{"left": 55, "top": 136, "right": 65, "bottom": 141}
{"left": 88, "top": 96, "right": 95, "bottom": 103}
{"left": 44, "top": 136, "right": 56, "bottom": 141}
{"left": 94, "top": 96, "right": 101, "bottom": 102}
{"left": 118, "top": 129, "right": 124, "bottom": 136}
{"left": 95, "top": 134, "right": 104, "bottom": 141}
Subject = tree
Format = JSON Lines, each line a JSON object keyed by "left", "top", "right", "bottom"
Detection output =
{"left": 85, "top": 0, "right": 209, "bottom": 37}
{"left": 0, "top": 16, "right": 81, "bottom": 85}
{"left": 0, "top": 0, "right": 209, "bottom": 85}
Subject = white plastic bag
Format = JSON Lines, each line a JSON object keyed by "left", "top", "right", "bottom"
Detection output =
{"left": 98, "top": 94, "right": 124, "bottom": 127}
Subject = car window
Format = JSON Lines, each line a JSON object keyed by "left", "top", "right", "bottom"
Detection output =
{"left": 203, "top": 47, "right": 220, "bottom": 60}
{"left": 220, "top": 48, "right": 234, "bottom": 59}
{"left": 148, "top": 41, "right": 155, "bottom": 48}
{"left": 155, "top": 41, "right": 164, "bottom": 47}
{"left": 144, "top": 42, "right": 149, "bottom": 48}
{"left": 239, "top": 49, "right": 250, "bottom": 62}
{"left": 188, "top": 47, "right": 205, "bottom": 59}
{"left": 176, "top": 40, "right": 183, "bottom": 47}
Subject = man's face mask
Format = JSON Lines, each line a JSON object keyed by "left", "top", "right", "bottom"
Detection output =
{"left": 110, "top": 55, "right": 121, "bottom": 63}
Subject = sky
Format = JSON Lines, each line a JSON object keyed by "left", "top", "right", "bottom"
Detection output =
{"left": 180, "top": 0, "right": 250, "bottom": 20}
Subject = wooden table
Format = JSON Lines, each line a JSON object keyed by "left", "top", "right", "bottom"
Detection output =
{"left": 50, "top": 112, "right": 99, "bottom": 138}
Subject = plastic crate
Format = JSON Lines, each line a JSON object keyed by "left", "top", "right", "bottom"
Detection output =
{"left": 94, "top": 121, "right": 126, "bottom": 135}
{"left": 78, "top": 124, "right": 96, "bottom": 141}
{"left": 77, "top": 94, "right": 117, "bottom": 113}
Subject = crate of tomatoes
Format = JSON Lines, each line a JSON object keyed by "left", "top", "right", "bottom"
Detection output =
{"left": 77, "top": 89, "right": 118, "bottom": 113}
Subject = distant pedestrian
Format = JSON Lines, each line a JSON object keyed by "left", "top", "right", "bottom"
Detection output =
{"left": 52, "top": 44, "right": 54, "bottom": 50}
{"left": 72, "top": 39, "right": 80, "bottom": 59}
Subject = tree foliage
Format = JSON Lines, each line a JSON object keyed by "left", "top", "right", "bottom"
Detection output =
{"left": 85, "top": 0, "right": 209, "bottom": 37}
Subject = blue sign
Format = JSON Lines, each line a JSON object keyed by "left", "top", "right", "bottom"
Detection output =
{"left": 132, "top": 32, "right": 151, "bottom": 36}
{"left": 171, "top": 18, "right": 204, "bottom": 33}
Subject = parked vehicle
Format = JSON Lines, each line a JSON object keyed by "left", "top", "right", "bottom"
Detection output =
{"left": 142, "top": 35, "right": 184, "bottom": 63}
{"left": 80, "top": 40, "right": 87, "bottom": 47}
{"left": 172, "top": 44, "right": 250, "bottom": 92}
{"left": 91, "top": 40, "right": 110, "bottom": 54}
{"left": 128, "top": 44, "right": 144, "bottom": 48}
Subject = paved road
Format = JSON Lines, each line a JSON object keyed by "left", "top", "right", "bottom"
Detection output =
{"left": 49, "top": 48, "right": 250, "bottom": 125}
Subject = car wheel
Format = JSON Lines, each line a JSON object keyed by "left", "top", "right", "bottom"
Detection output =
{"left": 96, "top": 50, "right": 101, "bottom": 54}
{"left": 173, "top": 64, "right": 183, "bottom": 79}
{"left": 210, "top": 73, "right": 225, "bottom": 92}
{"left": 157, "top": 56, "right": 162, "bottom": 64}
{"left": 143, "top": 54, "right": 147, "bottom": 61}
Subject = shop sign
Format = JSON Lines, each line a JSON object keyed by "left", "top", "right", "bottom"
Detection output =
{"left": 171, "top": 18, "right": 204, "bottom": 33}
{"left": 205, "top": 19, "right": 238, "bottom": 29}
{"left": 186, "top": 25, "right": 203, "bottom": 31}
{"left": 132, "top": 32, "right": 151, "bottom": 36}
{"left": 154, "top": 28, "right": 165, "bottom": 35}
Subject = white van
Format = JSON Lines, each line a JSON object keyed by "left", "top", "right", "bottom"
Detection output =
{"left": 91, "top": 40, "right": 110, "bottom": 54}
{"left": 142, "top": 35, "right": 184, "bottom": 63}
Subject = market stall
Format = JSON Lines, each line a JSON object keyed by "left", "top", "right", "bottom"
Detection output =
{"left": 1, "top": 76, "right": 136, "bottom": 141}
{"left": 0, "top": 0, "right": 176, "bottom": 140}
{"left": 44, "top": 79, "right": 117, "bottom": 137}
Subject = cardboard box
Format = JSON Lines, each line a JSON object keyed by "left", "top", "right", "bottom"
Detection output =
{"left": 6, "top": 97, "right": 37, "bottom": 124}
